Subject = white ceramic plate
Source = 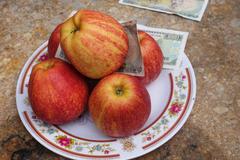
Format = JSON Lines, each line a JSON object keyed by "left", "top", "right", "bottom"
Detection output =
{"left": 16, "top": 41, "right": 196, "bottom": 160}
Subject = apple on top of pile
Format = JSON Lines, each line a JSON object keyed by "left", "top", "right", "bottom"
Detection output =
{"left": 28, "top": 9, "right": 163, "bottom": 138}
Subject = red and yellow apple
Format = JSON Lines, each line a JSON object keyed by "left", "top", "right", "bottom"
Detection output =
{"left": 28, "top": 58, "right": 89, "bottom": 124}
{"left": 138, "top": 31, "right": 164, "bottom": 85}
{"left": 48, "top": 23, "right": 62, "bottom": 58}
{"left": 60, "top": 9, "right": 129, "bottom": 79}
{"left": 89, "top": 73, "right": 151, "bottom": 137}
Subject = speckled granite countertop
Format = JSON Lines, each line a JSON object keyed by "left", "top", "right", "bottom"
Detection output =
{"left": 0, "top": 0, "right": 239, "bottom": 160}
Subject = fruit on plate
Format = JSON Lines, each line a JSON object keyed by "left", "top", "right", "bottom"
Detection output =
{"left": 89, "top": 73, "right": 151, "bottom": 137}
{"left": 28, "top": 58, "right": 89, "bottom": 125}
{"left": 48, "top": 23, "right": 62, "bottom": 58}
{"left": 60, "top": 9, "right": 129, "bottom": 79}
{"left": 138, "top": 31, "right": 164, "bottom": 85}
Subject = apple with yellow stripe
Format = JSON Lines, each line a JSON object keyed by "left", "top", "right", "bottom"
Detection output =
{"left": 89, "top": 73, "right": 151, "bottom": 137}
{"left": 28, "top": 58, "right": 89, "bottom": 125}
{"left": 60, "top": 9, "right": 129, "bottom": 79}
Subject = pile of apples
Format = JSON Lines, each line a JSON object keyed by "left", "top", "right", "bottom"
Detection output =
{"left": 28, "top": 10, "right": 163, "bottom": 137}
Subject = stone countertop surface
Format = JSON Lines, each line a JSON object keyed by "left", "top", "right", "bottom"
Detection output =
{"left": 0, "top": 0, "right": 239, "bottom": 160}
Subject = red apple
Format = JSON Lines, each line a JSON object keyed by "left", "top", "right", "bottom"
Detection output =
{"left": 138, "top": 31, "right": 164, "bottom": 85}
{"left": 28, "top": 58, "right": 89, "bottom": 124}
{"left": 60, "top": 9, "right": 129, "bottom": 79}
{"left": 48, "top": 24, "right": 62, "bottom": 58}
{"left": 89, "top": 73, "right": 151, "bottom": 137}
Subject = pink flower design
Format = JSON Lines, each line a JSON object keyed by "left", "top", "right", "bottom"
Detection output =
{"left": 142, "top": 132, "right": 155, "bottom": 142}
{"left": 59, "top": 137, "right": 71, "bottom": 146}
{"left": 56, "top": 136, "right": 74, "bottom": 148}
{"left": 104, "top": 150, "right": 109, "bottom": 154}
{"left": 147, "top": 136, "right": 151, "bottom": 141}
{"left": 169, "top": 103, "right": 182, "bottom": 114}
{"left": 38, "top": 54, "right": 48, "bottom": 62}
{"left": 182, "top": 75, "right": 186, "bottom": 80}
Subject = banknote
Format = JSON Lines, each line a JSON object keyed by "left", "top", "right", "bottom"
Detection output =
{"left": 55, "top": 45, "right": 70, "bottom": 62}
{"left": 118, "top": 20, "right": 144, "bottom": 76}
{"left": 137, "top": 24, "right": 188, "bottom": 69}
{"left": 119, "top": 0, "right": 209, "bottom": 21}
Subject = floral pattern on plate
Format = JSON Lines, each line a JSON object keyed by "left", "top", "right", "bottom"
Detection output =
{"left": 36, "top": 53, "right": 49, "bottom": 62}
{"left": 141, "top": 71, "right": 189, "bottom": 144}
{"left": 119, "top": 137, "right": 136, "bottom": 152}
{"left": 28, "top": 112, "right": 117, "bottom": 155}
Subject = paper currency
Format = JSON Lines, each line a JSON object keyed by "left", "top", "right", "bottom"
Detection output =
{"left": 137, "top": 24, "right": 188, "bottom": 69}
{"left": 118, "top": 20, "right": 144, "bottom": 76}
{"left": 55, "top": 45, "right": 69, "bottom": 62}
{"left": 119, "top": 0, "right": 209, "bottom": 21}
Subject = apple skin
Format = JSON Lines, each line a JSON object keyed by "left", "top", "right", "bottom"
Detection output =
{"left": 60, "top": 9, "right": 129, "bottom": 79}
{"left": 138, "top": 31, "right": 164, "bottom": 85}
{"left": 89, "top": 73, "right": 151, "bottom": 137}
{"left": 28, "top": 58, "right": 89, "bottom": 125}
{"left": 48, "top": 24, "right": 62, "bottom": 58}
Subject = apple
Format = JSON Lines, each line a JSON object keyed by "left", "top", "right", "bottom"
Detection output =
{"left": 48, "top": 23, "right": 62, "bottom": 58}
{"left": 28, "top": 58, "right": 89, "bottom": 124}
{"left": 60, "top": 9, "right": 129, "bottom": 79}
{"left": 138, "top": 31, "right": 164, "bottom": 85}
{"left": 89, "top": 73, "right": 151, "bottom": 137}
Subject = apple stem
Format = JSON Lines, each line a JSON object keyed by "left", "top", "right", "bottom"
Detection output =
{"left": 115, "top": 87, "right": 124, "bottom": 96}
{"left": 71, "top": 28, "right": 79, "bottom": 34}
